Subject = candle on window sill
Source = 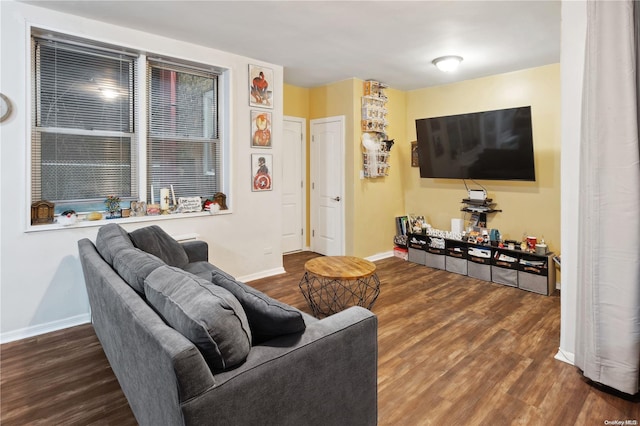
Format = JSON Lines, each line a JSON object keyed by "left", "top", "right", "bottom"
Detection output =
{"left": 170, "top": 185, "right": 177, "bottom": 206}
{"left": 150, "top": 185, "right": 155, "bottom": 205}
{"left": 160, "top": 187, "right": 170, "bottom": 210}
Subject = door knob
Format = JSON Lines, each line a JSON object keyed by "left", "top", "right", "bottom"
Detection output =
{"left": 332, "top": 196, "right": 341, "bottom": 202}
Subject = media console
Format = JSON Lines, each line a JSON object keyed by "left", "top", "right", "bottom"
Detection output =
{"left": 406, "top": 233, "right": 556, "bottom": 296}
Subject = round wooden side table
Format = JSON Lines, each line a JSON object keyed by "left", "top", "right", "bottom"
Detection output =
{"left": 299, "top": 256, "right": 381, "bottom": 317}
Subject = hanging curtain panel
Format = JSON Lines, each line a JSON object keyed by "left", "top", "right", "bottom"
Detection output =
{"left": 576, "top": 0, "right": 640, "bottom": 395}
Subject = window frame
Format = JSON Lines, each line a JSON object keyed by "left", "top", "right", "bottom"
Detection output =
{"left": 27, "top": 29, "right": 231, "bottom": 231}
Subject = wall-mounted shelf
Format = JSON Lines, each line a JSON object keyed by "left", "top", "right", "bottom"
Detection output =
{"left": 460, "top": 198, "right": 502, "bottom": 214}
{"left": 361, "top": 80, "right": 391, "bottom": 179}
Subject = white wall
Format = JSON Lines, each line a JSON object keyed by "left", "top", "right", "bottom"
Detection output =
{"left": 0, "top": 1, "right": 285, "bottom": 342}
{"left": 558, "top": 0, "right": 587, "bottom": 363}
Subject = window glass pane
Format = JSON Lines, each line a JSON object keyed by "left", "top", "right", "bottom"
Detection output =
{"left": 39, "top": 133, "right": 133, "bottom": 201}
{"left": 150, "top": 69, "right": 216, "bottom": 138}
{"left": 148, "top": 63, "right": 220, "bottom": 202}
{"left": 36, "top": 40, "right": 134, "bottom": 132}
{"left": 32, "top": 34, "right": 137, "bottom": 209}
{"left": 148, "top": 139, "right": 219, "bottom": 199}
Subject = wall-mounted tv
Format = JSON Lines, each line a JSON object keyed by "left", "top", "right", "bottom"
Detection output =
{"left": 416, "top": 106, "right": 536, "bottom": 181}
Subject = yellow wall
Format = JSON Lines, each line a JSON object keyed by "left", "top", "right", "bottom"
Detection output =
{"left": 404, "top": 64, "right": 561, "bottom": 253}
{"left": 283, "top": 64, "right": 561, "bottom": 263}
{"left": 283, "top": 84, "right": 311, "bottom": 246}
{"left": 283, "top": 83, "right": 309, "bottom": 118}
{"left": 353, "top": 84, "right": 407, "bottom": 257}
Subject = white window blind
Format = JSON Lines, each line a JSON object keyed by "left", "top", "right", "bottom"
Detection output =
{"left": 147, "top": 60, "right": 220, "bottom": 203}
{"left": 31, "top": 36, "right": 137, "bottom": 207}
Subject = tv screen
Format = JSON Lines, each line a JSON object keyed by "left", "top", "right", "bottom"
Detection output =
{"left": 416, "top": 106, "right": 536, "bottom": 181}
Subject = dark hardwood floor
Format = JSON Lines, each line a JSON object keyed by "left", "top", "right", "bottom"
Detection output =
{"left": 2, "top": 252, "right": 638, "bottom": 425}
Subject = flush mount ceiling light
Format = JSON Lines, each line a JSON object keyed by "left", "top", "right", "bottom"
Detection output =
{"left": 432, "top": 55, "right": 463, "bottom": 73}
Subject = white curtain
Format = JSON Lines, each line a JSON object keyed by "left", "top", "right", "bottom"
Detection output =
{"left": 576, "top": 0, "right": 640, "bottom": 395}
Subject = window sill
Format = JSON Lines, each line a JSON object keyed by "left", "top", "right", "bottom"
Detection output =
{"left": 25, "top": 210, "right": 231, "bottom": 233}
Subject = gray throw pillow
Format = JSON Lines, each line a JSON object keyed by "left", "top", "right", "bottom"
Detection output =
{"left": 95, "top": 223, "right": 134, "bottom": 265}
{"left": 112, "top": 247, "right": 165, "bottom": 294}
{"left": 145, "top": 266, "right": 251, "bottom": 370}
{"left": 211, "top": 269, "right": 306, "bottom": 344}
{"left": 129, "top": 225, "right": 190, "bottom": 268}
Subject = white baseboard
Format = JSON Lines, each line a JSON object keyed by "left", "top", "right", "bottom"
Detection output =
{"left": 554, "top": 348, "right": 575, "bottom": 365}
{"left": 238, "top": 266, "right": 286, "bottom": 283}
{"left": 0, "top": 313, "right": 91, "bottom": 344}
{"left": 366, "top": 250, "right": 395, "bottom": 262}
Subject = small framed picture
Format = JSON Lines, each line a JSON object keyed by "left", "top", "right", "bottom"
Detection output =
{"left": 251, "top": 153, "right": 273, "bottom": 191}
{"left": 249, "top": 64, "right": 273, "bottom": 108}
{"left": 250, "top": 110, "right": 272, "bottom": 148}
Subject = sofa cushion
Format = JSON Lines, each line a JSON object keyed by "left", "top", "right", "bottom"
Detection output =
{"left": 183, "top": 261, "right": 220, "bottom": 281}
{"left": 129, "top": 225, "right": 190, "bottom": 268}
{"left": 211, "top": 269, "right": 306, "bottom": 344}
{"left": 112, "top": 247, "right": 165, "bottom": 294}
{"left": 145, "top": 266, "right": 252, "bottom": 370}
{"left": 95, "top": 223, "right": 134, "bottom": 265}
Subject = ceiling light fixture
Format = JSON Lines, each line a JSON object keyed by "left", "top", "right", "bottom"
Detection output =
{"left": 432, "top": 56, "right": 463, "bottom": 73}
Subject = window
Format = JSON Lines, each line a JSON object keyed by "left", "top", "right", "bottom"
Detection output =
{"left": 32, "top": 35, "right": 137, "bottom": 211}
{"left": 147, "top": 60, "right": 220, "bottom": 202}
{"left": 30, "top": 31, "right": 226, "bottom": 218}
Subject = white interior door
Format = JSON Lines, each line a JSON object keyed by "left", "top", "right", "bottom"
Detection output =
{"left": 281, "top": 116, "right": 305, "bottom": 253}
{"left": 310, "top": 116, "right": 345, "bottom": 256}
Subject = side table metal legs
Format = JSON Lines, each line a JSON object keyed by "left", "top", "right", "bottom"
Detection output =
{"left": 299, "top": 272, "right": 380, "bottom": 317}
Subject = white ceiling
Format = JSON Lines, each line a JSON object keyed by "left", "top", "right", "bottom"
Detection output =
{"left": 22, "top": 0, "right": 561, "bottom": 90}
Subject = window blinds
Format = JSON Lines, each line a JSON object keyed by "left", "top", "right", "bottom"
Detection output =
{"left": 32, "top": 37, "right": 137, "bottom": 205}
{"left": 147, "top": 60, "right": 220, "bottom": 202}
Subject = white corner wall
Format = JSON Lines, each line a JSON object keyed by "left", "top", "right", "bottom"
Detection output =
{"left": 0, "top": 1, "right": 285, "bottom": 342}
{"left": 558, "top": 0, "right": 587, "bottom": 364}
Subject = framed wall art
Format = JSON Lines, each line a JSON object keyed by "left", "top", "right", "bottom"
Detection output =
{"left": 251, "top": 110, "right": 272, "bottom": 147}
{"left": 249, "top": 64, "right": 273, "bottom": 108}
{"left": 251, "top": 153, "right": 273, "bottom": 191}
{"left": 411, "top": 141, "right": 419, "bottom": 167}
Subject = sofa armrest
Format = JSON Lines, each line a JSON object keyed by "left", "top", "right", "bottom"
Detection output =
{"left": 181, "top": 240, "right": 208, "bottom": 263}
{"left": 180, "top": 306, "right": 378, "bottom": 426}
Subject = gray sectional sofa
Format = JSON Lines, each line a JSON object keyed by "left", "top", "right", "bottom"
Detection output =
{"left": 77, "top": 223, "right": 378, "bottom": 426}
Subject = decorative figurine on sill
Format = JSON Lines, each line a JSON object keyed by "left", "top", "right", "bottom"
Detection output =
{"left": 57, "top": 210, "right": 77, "bottom": 226}
{"left": 105, "top": 195, "right": 121, "bottom": 219}
{"left": 213, "top": 192, "right": 228, "bottom": 210}
{"left": 203, "top": 199, "right": 220, "bottom": 214}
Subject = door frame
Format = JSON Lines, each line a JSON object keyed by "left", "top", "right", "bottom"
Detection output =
{"left": 310, "top": 115, "right": 346, "bottom": 256}
{"left": 283, "top": 115, "right": 307, "bottom": 252}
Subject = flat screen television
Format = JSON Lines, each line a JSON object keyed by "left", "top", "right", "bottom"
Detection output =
{"left": 416, "top": 106, "right": 536, "bottom": 181}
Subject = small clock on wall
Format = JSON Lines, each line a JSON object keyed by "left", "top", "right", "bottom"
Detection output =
{"left": 0, "top": 93, "right": 13, "bottom": 123}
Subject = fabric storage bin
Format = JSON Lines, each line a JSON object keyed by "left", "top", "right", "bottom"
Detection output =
{"left": 518, "top": 271, "right": 548, "bottom": 294}
{"left": 446, "top": 239, "right": 467, "bottom": 275}
{"left": 491, "top": 266, "right": 518, "bottom": 287}
{"left": 408, "top": 247, "right": 426, "bottom": 265}
{"left": 425, "top": 248, "right": 446, "bottom": 270}
{"left": 467, "top": 245, "right": 492, "bottom": 281}
{"left": 446, "top": 256, "right": 467, "bottom": 275}
{"left": 468, "top": 259, "right": 491, "bottom": 281}
{"left": 518, "top": 254, "right": 554, "bottom": 295}
{"left": 491, "top": 249, "right": 519, "bottom": 287}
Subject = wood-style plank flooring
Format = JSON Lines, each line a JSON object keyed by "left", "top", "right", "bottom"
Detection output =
{"left": 2, "top": 252, "right": 638, "bottom": 425}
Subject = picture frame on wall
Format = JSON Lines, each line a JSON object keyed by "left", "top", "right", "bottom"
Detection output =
{"left": 411, "top": 141, "right": 419, "bottom": 167}
{"left": 249, "top": 64, "right": 273, "bottom": 108}
{"left": 250, "top": 110, "right": 272, "bottom": 148}
{"left": 251, "top": 153, "right": 273, "bottom": 191}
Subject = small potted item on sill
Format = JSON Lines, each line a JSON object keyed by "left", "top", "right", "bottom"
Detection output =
{"left": 57, "top": 210, "right": 77, "bottom": 226}
{"left": 105, "top": 195, "right": 121, "bottom": 219}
